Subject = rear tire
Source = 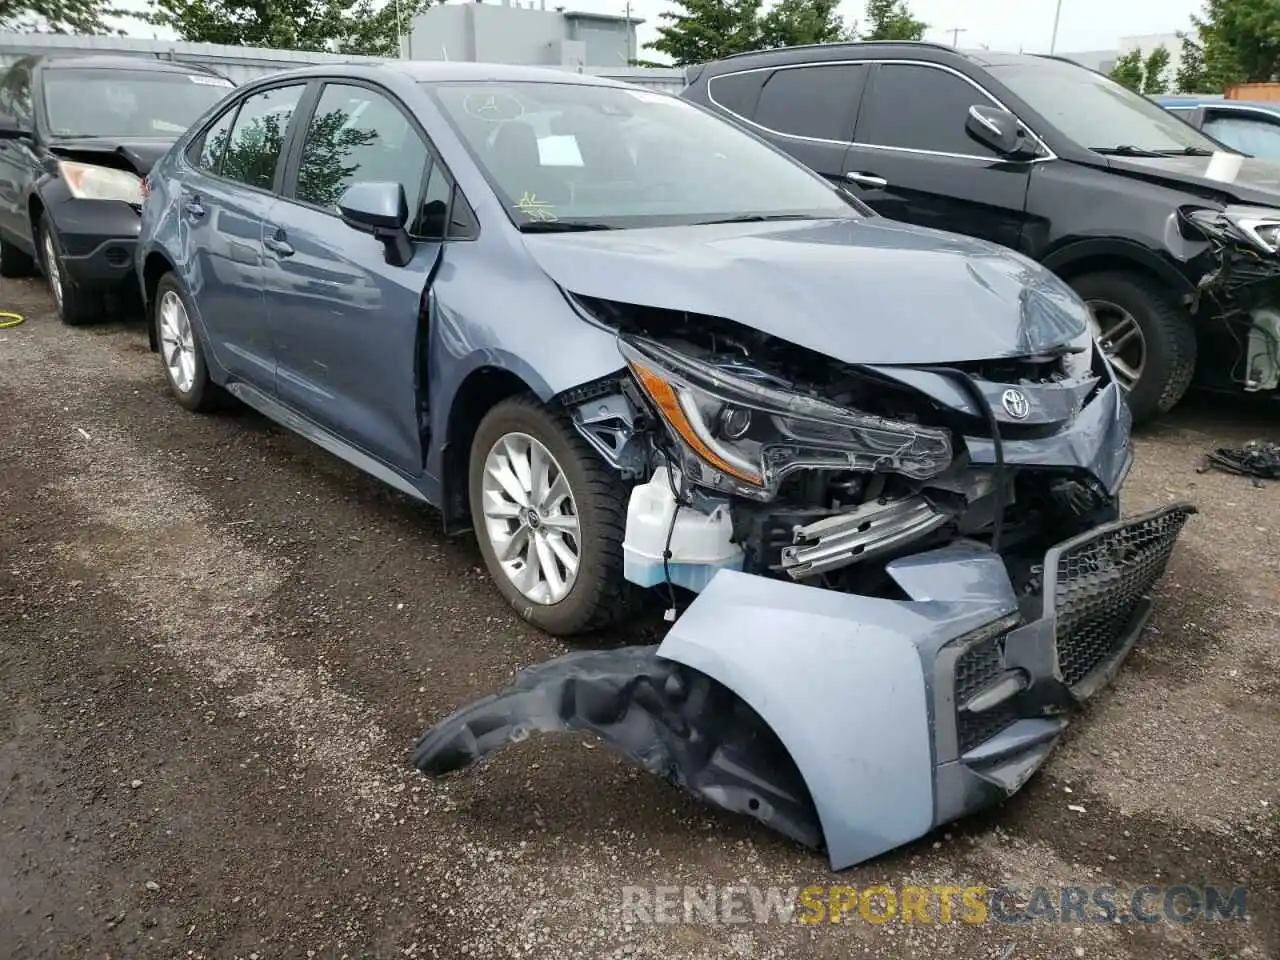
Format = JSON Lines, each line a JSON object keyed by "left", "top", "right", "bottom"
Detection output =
{"left": 0, "top": 237, "right": 36, "bottom": 278}
{"left": 153, "top": 273, "right": 224, "bottom": 413}
{"left": 38, "top": 213, "right": 102, "bottom": 326}
{"left": 1070, "top": 270, "right": 1197, "bottom": 425}
{"left": 469, "top": 395, "right": 638, "bottom": 636}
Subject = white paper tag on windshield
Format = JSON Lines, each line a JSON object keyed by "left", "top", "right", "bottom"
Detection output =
{"left": 537, "top": 134, "right": 584, "bottom": 166}
{"left": 190, "top": 75, "right": 234, "bottom": 87}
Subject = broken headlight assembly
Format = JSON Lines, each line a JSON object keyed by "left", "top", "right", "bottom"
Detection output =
{"left": 618, "top": 337, "right": 953, "bottom": 501}
{"left": 1187, "top": 204, "right": 1280, "bottom": 254}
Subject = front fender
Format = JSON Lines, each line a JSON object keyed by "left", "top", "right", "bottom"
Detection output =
{"left": 655, "top": 569, "right": 1012, "bottom": 870}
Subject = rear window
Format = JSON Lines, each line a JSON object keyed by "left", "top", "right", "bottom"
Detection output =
{"left": 42, "top": 68, "right": 233, "bottom": 139}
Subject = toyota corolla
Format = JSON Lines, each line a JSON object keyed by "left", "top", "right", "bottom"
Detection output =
{"left": 137, "top": 62, "right": 1194, "bottom": 869}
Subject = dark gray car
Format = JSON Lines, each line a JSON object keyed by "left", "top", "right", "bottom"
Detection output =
{"left": 137, "top": 61, "right": 1194, "bottom": 869}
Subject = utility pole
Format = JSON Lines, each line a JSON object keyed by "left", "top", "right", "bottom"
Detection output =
{"left": 1049, "top": 0, "right": 1063, "bottom": 54}
{"left": 395, "top": 0, "right": 404, "bottom": 57}
{"left": 946, "top": 26, "right": 967, "bottom": 47}
{"left": 624, "top": 0, "right": 633, "bottom": 63}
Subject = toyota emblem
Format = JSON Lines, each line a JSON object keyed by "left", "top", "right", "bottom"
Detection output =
{"left": 1001, "top": 389, "right": 1030, "bottom": 420}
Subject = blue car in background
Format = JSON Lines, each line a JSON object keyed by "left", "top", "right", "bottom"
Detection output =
{"left": 1157, "top": 95, "right": 1280, "bottom": 159}
{"left": 138, "top": 61, "right": 1191, "bottom": 870}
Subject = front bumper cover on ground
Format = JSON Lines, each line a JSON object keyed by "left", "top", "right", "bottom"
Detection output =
{"left": 413, "top": 502, "right": 1196, "bottom": 870}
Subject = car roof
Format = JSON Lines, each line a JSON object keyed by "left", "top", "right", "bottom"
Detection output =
{"left": 240, "top": 59, "right": 629, "bottom": 88}
{"left": 692, "top": 41, "right": 1086, "bottom": 75}
{"left": 36, "top": 54, "right": 224, "bottom": 76}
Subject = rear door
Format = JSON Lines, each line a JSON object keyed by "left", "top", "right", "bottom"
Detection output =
{"left": 842, "top": 62, "right": 1033, "bottom": 250}
{"left": 707, "top": 61, "right": 868, "bottom": 187}
{"left": 178, "top": 82, "right": 307, "bottom": 389}
{"left": 0, "top": 60, "right": 39, "bottom": 251}
{"left": 263, "top": 80, "right": 452, "bottom": 476}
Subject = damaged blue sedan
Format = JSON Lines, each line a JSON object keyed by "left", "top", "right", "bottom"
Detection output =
{"left": 138, "top": 62, "right": 1195, "bottom": 870}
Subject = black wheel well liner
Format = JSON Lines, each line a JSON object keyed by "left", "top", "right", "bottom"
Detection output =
{"left": 1042, "top": 239, "right": 1197, "bottom": 301}
{"left": 439, "top": 367, "right": 534, "bottom": 534}
{"left": 141, "top": 251, "right": 175, "bottom": 351}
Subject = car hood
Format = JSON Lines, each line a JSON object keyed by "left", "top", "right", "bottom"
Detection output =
{"left": 521, "top": 217, "right": 1090, "bottom": 365}
{"left": 47, "top": 137, "right": 176, "bottom": 176}
{"left": 1106, "top": 152, "right": 1280, "bottom": 207}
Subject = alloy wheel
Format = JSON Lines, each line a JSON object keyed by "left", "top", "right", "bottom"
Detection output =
{"left": 157, "top": 289, "right": 197, "bottom": 394}
{"left": 43, "top": 232, "right": 63, "bottom": 314}
{"left": 1085, "top": 299, "right": 1146, "bottom": 391}
{"left": 480, "top": 432, "right": 582, "bottom": 605}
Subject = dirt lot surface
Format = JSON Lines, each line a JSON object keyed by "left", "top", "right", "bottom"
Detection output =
{"left": 1, "top": 274, "right": 1277, "bottom": 960}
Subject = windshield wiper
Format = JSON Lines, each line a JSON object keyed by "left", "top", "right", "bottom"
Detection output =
{"left": 692, "top": 214, "right": 820, "bottom": 225}
{"left": 1156, "top": 146, "right": 1217, "bottom": 156}
{"left": 517, "top": 220, "right": 616, "bottom": 233}
{"left": 1090, "top": 145, "right": 1166, "bottom": 157}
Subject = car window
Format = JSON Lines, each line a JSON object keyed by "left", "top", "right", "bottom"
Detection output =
{"left": 0, "top": 61, "right": 32, "bottom": 122}
{"left": 220, "top": 84, "right": 304, "bottom": 191}
{"left": 194, "top": 104, "right": 240, "bottom": 175}
{"left": 753, "top": 64, "right": 867, "bottom": 142}
{"left": 988, "top": 59, "right": 1223, "bottom": 154}
{"left": 295, "top": 83, "right": 428, "bottom": 215}
{"left": 1202, "top": 112, "right": 1280, "bottom": 159}
{"left": 41, "top": 68, "right": 232, "bottom": 138}
{"left": 857, "top": 64, "right": 999, "bottom": 156}
{"left": 706, "top": 70, "right": 766, "bottom": 119}
{"left": 427, "top": 81, "right": 854, "bottom": 230}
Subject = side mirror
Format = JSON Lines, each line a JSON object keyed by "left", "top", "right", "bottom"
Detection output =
{"left": 339, "top": 181, "right": 413, "bottom": 267}
{"left": 965, "top": 105, "right": 1040, "bottom": 161}
{"left": 0, "top": 113, "right": 31, "bottom": 141}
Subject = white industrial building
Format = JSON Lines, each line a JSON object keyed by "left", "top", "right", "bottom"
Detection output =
{"left": 1059, "top": 32, "right": 1185, "bottom": 86}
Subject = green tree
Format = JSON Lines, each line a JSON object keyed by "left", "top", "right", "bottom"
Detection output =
{"left": 1175, "top": 0, "right": 1280, "bottom": 92}
{"left": 1108, "top": 49, "right": 1145, "bottom": 91}
{"left": 1141, "top": 44, "right": 1171, "bottom": 93}
{"left": 759, "top": 0, "right": 845, "bottom": 49}
{"left": 860, "top": 0, "right": 926, "bottom": 42}
{"left": 648, "top": 0, "right": 764, "bottom": 66}
{"left": 0, "top": 0, "right": 122, "bottom": 33}
{"left": 143, "top": 0, "right": 431, "bottom": 56}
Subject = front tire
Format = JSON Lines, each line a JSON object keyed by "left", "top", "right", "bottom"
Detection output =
{"left": 38, "top": 213, "right": 102, "bottom": 326}
{"left": 153, "top": 273, "right": 224, "bottom": 413}
{"left": 1070, "top": 270, "right": 1197, "bottom": 424}
{"left": 469, "top": 395, "right": 637, "bottom": 636}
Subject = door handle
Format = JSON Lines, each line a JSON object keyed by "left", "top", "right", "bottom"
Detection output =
{"left": 846, "top": 172, "right": 888, "bottom": 189}
{"left": 263, "top": 235, "right": 294, "bottom": 258}
{"left": 183, "top": 195, "right": 206, "bottom": 219}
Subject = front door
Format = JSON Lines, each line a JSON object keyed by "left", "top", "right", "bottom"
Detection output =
{"left": 178, "top": 83, "right": 307, "bottom": 389}
{"left": 263, "top": 81, "right": 446, "bottom": 477}
{"left": 842, "top": 62, "right": 1033, "bottom": 252}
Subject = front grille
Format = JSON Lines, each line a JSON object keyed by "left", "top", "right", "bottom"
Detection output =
{"left": 954, "top": 633, "right": 1019, "bottom": 755}
{"left": 1047, "top": 504, "right": 1196, "bottom": 689}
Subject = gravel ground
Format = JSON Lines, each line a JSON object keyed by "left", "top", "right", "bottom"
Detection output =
{"left": 1, "top": 274, "right": 1277, "bottom": 960}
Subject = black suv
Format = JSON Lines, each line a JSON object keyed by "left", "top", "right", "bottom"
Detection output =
{"left": 682, "top": 41, "right": 1280, "bottom": 423}
{"left": 0, "top": 55, "right": 233, "bottom": 324}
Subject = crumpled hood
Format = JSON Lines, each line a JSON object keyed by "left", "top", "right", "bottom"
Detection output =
{"left": 48, "top": 137, "right": 175, "bottom": 175}
{"left": 1106, "top": 153, "right": 1280, "bottom": 207}
{"left": 522, "top": 217, "right": 1090, "bottom": 365}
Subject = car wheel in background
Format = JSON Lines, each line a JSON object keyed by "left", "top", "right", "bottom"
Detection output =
{"left": 153, "top": 272, "right": 224, "bottom": 413}
{"left": 38, "top": 213, "right": 102, "bottom": 326}
{"left": 0, "top": 237, "right": 36, "bottom": 278}
{"left": 469, "top": 395, "right": 638, "bottom": 636}
{"left": 1070, "top": 270, "right": 1198, "bottom": 425}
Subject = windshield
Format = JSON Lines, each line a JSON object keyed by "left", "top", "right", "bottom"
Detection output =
{"left": 43, "top": 68, "right": 233, "bottom": 139}
{"left": 425, "top": 81, "right": 856, "bottom": 229}
{"left": 988, "top": 60, "right": 1227, "bottom": 155}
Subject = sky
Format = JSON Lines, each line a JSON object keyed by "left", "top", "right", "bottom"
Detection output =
{"left": 114, "top": 0, "right": 1205, "bottom": 60}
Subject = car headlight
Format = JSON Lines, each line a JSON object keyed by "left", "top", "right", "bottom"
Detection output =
{"left": 1190, "top": 204, "right": 1280, "bottom": 254}
{"left": 619, "top": 337, "right": 953, "bottom": 501}
{"left": 58, "top": 161, "right": 144, "bottom": 204}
